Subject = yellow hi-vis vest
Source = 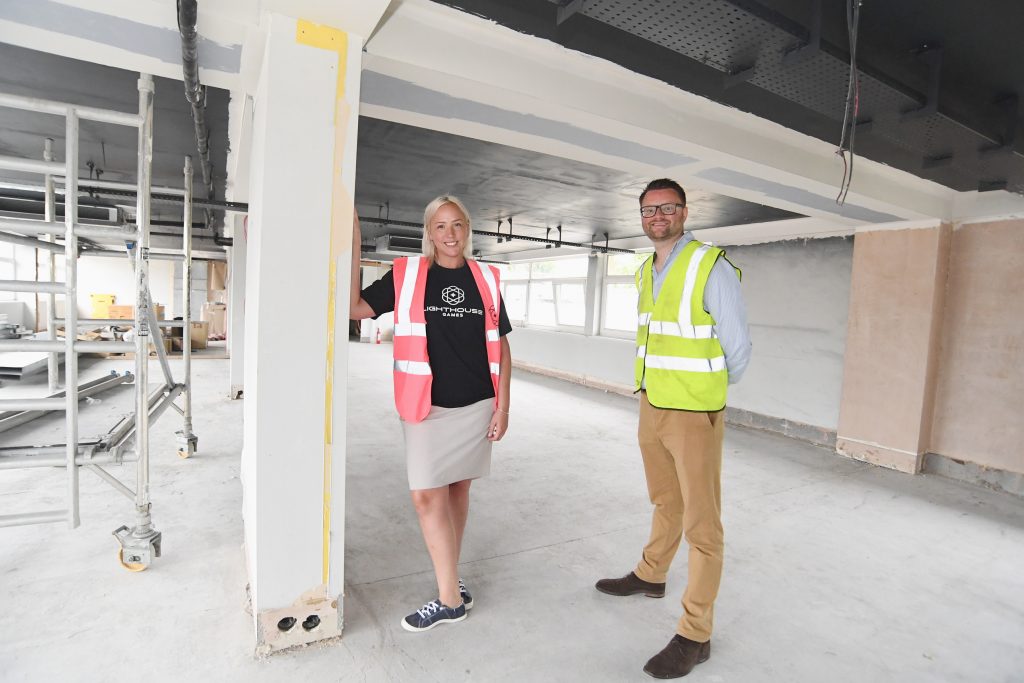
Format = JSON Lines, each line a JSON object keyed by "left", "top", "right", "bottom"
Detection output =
{"left": 635, "top": 239, "right": 738, "bottom": 411}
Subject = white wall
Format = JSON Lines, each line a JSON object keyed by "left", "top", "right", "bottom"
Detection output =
{"left": 725, "top": 237, "right": 852, "bottom": 430}
{"left": 510, "top": 236, "right": 853, "bottom": 433}
{"left": 1, "top": 246, "right": 174, "bottom": 327}
{"left": 512, "top": 327, "right": 634, "bottom": 391}
{"left": 173, "top": 260, "right": 209, "bottom": 320}
{"left": 76, "top": 255, "right": 176, "bottom": 318}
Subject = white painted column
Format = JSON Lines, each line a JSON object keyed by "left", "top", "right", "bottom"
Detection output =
{"left": 241, "top": 12, "right": 362, "bottom": 653}
{"left": 228, "top": 213, "right": 247, "bottom": 399}
{"left": 583, "top": 253, "right": 605, "bottom": 336}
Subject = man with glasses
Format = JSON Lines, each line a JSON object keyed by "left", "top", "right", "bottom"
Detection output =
{"left": 596, "top": 178, "right": 751, "bottom": 679}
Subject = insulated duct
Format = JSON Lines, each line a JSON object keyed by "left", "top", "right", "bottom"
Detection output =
{"left": 176, "top": 0, "right": 215, "bottom": 204}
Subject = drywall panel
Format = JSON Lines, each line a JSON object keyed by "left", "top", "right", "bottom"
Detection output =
{"left": 930, "top": 220, "right": 1024, "bottom": 474}
{"left": 718, "top": 237, "right": 853, "bottom": 430}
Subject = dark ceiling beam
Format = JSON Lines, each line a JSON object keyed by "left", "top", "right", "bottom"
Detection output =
{"left": 780, "top": 0, "right": 821, "bottom": 66}
{"left": 431, "top": 0, "right": 1023, "bottom": 194}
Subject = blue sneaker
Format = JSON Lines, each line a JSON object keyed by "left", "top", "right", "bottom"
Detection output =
{"left": 401, "top": 599, "right": 467, "bottom": 632}
{"left": 459, "top": 578, "right": 474, "bottom": 610}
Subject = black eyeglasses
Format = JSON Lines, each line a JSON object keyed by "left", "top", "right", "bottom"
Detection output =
{"left": 640, "top": 203, "right": 685, "bottom": 218}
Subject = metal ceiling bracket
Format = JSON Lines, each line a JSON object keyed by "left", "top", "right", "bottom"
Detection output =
{"left": 901, "top": 45, "right": 942, "bottom": 121}
{"left": 979, "top": 93, "right": 1019, "bottom": 157}
{"left": 724, "top": 64, "right": 757, "bottom": 90}
{"left": 507, "top": 216, "right": 513, "bottom": 241}
{"left": 922, "top": 154, "right": 953, "bottom": 169}
{"left": 556, "top": 0, "right": 589, "bottom": 27}
{"left": 978, "top": 179, "right": 1008, "bottom": 192}
{"left": 781, "top": 0, "right": 821, "bottom": 66}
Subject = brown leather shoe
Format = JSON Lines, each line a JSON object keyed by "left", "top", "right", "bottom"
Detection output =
{"left": 594, "top": 571, "right": 666, "bottom": 598}
{"left": 642, "top": 635, "right": 711, "bottom": 679}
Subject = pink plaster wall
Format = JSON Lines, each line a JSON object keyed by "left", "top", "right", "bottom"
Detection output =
{"left": 837, "top": 225, "right": 949, "bottom": 471}
{"left": 929, "top": 219, "right": 1024, "bottom": 474}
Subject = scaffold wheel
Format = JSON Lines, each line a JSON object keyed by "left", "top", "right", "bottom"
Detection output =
{"left": 177, "top": 448, "right": 191, "bottom": 459}
{"left": 118, "top": 548, "right": 147, "bottom": 572}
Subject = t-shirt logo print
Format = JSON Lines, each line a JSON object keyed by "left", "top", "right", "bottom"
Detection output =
{"left": 441, "top": 286, "right": 465, "bottom": 306}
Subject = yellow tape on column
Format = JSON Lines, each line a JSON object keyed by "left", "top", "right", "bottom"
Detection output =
{"left": 296, "top": 19, "right": 351, "bottom": 586}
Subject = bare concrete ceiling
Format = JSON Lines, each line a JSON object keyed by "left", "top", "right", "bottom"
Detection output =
{"left": 0, "top": 39, "right": 803, "bottom": 261}
{"left": 355, "top": 116, "right": 802, "bottom": 260}
{"left": 0, "top": 42, "right": 229, "bottom": 230}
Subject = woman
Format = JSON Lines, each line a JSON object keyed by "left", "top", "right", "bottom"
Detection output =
{"left": 350, "top": 196, "right": 512, "bottom": 632}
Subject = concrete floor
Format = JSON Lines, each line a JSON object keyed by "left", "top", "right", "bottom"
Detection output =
{"left": 1, "top": 342, "right": 1022, "bottom": 682}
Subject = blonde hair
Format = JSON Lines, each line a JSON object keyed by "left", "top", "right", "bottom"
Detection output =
{"left": 421, "top": 195, "right": 474, "bottom": 263}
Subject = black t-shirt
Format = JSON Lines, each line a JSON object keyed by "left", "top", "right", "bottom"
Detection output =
{"left": 362, "top": 261, "right": 512, "bottom": 408}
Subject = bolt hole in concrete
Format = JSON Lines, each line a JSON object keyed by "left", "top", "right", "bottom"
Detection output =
{"left": 277, "top": 617, "right": 297, "bottom": 632}
{"left": 302, "top": 615, "right": 320, "bottom": 631}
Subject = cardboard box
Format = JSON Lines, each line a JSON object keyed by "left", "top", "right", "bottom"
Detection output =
{"left": 201, "top": 302, "right": 227, "bottom": 338}
{"left": 169, "top": 321, "right": 207, "bottom": 350}
{"left": 90, "top": 293, "right": 116, "bottom": 318}
{"left": 108, "top": 304, "right": 165, "bottom": 320}
{"left": 189, "top": 321, "right": 209, "bottom": 350}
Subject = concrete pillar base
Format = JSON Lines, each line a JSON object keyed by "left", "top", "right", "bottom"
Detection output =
{"left": 836, "top": 436, "right": 922, "bottom": 474}
{"left": 254, "top": 584, "right": 343, "bottom": 655}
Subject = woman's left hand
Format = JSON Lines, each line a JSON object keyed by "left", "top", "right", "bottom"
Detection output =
{"left": 486, "top": 409, "right": 509, "bottom": 442}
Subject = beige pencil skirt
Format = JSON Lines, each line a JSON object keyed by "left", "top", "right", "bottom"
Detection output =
{"left": 401, "top": 397, "right": 494, "bottom": 490}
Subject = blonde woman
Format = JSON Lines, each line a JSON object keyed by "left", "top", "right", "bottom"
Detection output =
{"left": 350, "top": 197, "right": 512, "bottom": 631}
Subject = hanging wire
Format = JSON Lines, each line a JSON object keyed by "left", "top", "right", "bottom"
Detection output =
{"left": 836, "top": 0, "right": 862, "bottom": 205}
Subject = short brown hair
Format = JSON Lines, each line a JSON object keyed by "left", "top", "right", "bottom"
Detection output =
{"left": 640, "top": 178, "right": 687, "bottom": 207}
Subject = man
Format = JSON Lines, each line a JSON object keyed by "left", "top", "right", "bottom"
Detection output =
{"left": 596, "top": 178, "right": 751, "bottom": 679}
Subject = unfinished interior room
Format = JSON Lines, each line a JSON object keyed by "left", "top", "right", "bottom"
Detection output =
{"left": 1, "top": 1, "right": 1021, "bottom": 681}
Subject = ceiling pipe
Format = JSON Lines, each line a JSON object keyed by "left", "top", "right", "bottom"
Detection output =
{"left": 357, "top": 215, "right": 635, "bottom": 254}
{"left": 177, "top": 0, "right": 218, "bottom": 233}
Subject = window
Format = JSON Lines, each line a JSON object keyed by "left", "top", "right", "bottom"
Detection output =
{"left": 0, "top": 243, "right": 14, "bottom": 301}
{"left": 497, "top": 256, "right": 588, "bottom": 332}
{"left": 600, "top": 252, "right": 652, "bottom": 338}
{"left": 503, "top": 282, "right": 527, "bottom": 323}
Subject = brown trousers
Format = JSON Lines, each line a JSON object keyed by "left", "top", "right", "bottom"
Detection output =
{"left": 634, "top": 392, "right": 725, "bottom": 642}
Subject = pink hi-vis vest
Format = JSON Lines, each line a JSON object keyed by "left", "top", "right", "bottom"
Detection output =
{"left": 391, "top": 256, "right": 503, "bottom": 423}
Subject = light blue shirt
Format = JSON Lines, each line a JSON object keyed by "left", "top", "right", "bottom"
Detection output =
{"left": 650, "top": 233, "right": 752, "bottom": 384}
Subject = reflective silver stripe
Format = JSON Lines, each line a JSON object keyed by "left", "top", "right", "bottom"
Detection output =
{"left": 678, "top": 244, "right": 711, "bottom": 328}
{"left": 489, "top": 362, "right": 500, "bottom": 375}
{"left": 486, "top": 329, "right": 500, "bottom": 342}
{"left": 394, "top": 360, "right": 431, "bottom": 375}
{"left": 477, "top": 262, "right": 499, "bottom": 311}
{"left": 648, "top": 320, "right": 716, "bottom": 339}
{"left": 644, "top": 354, "right": 726, "bottom": 372}
{"left": 394, "top": 322, "right": 426, "bottom": 337}
{"left": 636, "top": 345, "right": 646, "bottom": 358}
{"left": 638, "top": 312, "right": 652, "bottom": 326}
{"left": 396, "top": 256, "right": 421, "bottom": 328}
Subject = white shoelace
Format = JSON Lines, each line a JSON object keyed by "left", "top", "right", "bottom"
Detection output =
{"left": 416, "top": 600, "right": 442, "bottom": 619}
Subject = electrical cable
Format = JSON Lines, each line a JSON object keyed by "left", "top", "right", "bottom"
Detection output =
{"left": 836, "top": 0, "right": 862, "bottom": 205}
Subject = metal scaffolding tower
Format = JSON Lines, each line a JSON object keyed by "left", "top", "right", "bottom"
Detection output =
{"left": 0, "top": 74, "right": 199, "bottom": 571}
